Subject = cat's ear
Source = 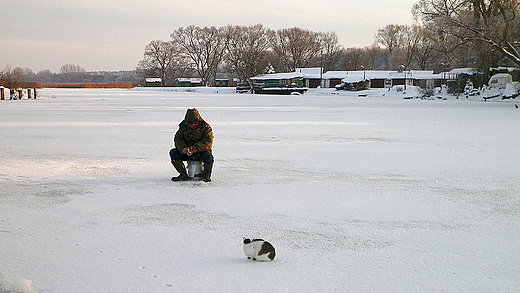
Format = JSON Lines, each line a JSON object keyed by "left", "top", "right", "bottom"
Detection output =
{"left": 243, "top": 238, "right": 251, "bottom": 244}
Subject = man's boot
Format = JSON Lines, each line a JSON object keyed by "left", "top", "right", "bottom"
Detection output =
{"left": 202, "top": 163, "right": 213, "bottom": 182}
{"left": 171, "top": 160, "right": 188, "bottom": 181}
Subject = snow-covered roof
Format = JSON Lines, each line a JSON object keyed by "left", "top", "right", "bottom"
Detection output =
{"left": 448, "top": 68, "right": 479, "bottom": 75}
{"left": 295, "top": 68, "right": 322, "bottom": 78}
{"left": 338, "top": 71, "right": 440, "bottom": 83}
{"left": 322, "top": 71, "right": 350, "bottom": 79}
{"left": 176, "top": 78, "right": 202, "bottom": 83}
{"left": 145, "top": 78, "right": 161, "bottom": 82}
{"left": 341, "top": 76, "right": 369, "bottom": 83}
{"left": 250, "top": 72, "right": 304, "bottom": 80}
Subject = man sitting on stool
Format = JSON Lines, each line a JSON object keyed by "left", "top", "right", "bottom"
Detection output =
{"left": 169, "top": 108, "right": 214, "bottom": 182}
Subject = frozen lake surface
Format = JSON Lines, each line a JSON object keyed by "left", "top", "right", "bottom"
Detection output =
{"left": 1, "top": 88, "right": 519, "bottom": 292}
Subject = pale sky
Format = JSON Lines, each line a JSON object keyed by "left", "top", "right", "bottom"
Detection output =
{"left": 1, "top": 0, "right": 417, "bottom": 73}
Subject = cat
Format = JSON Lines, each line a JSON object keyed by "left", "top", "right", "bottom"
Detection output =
{"left": 242, "top": 238, "right": 276, "bottom": 261}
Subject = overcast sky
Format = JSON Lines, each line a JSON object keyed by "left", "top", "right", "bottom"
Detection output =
{"left": 1, "top": 0, "right": 417, "bottom": 73}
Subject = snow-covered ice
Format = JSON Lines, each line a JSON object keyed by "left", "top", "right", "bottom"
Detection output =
{"left": 0, "top": 87, "right": 519, "bottom": 292}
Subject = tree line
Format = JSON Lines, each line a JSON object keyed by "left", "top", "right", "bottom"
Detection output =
{"left": 0, "top": 64, "right": 140, "bottom": 90}
{"left": 139, "top": 0, "right": 520, "bottom": 86}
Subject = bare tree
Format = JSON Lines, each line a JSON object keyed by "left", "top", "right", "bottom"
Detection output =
{"left": 413, "top": 0, "right": 520, "bottom": 67}
{"left": 171, "top": 25, "right": 228, "bottom": 86}
{"left": 270, "top": 27, "right": 322, "bottom": 72}
{"left": 341, "top": 47, "right": 367, "bottom": 70}
{"left": 412, "top": 28, "right": 439, "bottom": 70}
{"left": 376, "top": 24, "right": 409, "bottom": 69}
{"left": 60, "top": 64, "right": 85, "bottom": 74}
{"left": 224, "top": 24, "right": 272, "bottom": 83}
{"left": 59, "top": 64, "right": 86, "bottom": 82}
{"left": 0, "top": 67, "right": 24, "bottom": 99}
{"left": 138, "top": 40, "right": 180, "bottom": 86}
{"left": 400, "top": 25, "right": 427, "bottom": 69}
{"left": 364, "top": 44, "right": 385, "bottom": 70}
{"left": 317, "top": 31, "right": 343, "bottom": 72}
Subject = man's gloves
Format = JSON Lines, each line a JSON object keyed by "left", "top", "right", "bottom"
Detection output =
{"left": 182, "top": 146, "right": 195, "bottom": 156}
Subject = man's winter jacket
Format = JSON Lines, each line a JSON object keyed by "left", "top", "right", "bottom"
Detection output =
{"left": 174, "top": 109, "right": 213, "bottom": 160}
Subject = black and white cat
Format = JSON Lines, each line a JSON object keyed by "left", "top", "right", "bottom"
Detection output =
{"left": 242, "top": 238, "right": 276, "bottom": 261}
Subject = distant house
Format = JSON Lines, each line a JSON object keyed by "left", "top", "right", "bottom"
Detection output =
{"left": 249, "top": 72, "right": 308, "bottom": 94}
{"left": 145, "top": 78, "right": 162, "bottom": 87}
{"left": 333, "top": 70, "right": 447, "bottom": 90}
{"left": 250, "top": 71, "right": 304, "bottom": 85}
{"left": 322, "top": 71, "right": 350, "bottom": 88}
{"left": 214, "top": 79, "right": 230, "bottom": 87}
{"left": 175, "top": 78, "right": 203, "bottom": 87}
{"left": 296, "top": 68, "right": 322, "bottom": 88}
{"left": 212, "top": 78, "right": 239, "bottom": 87}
